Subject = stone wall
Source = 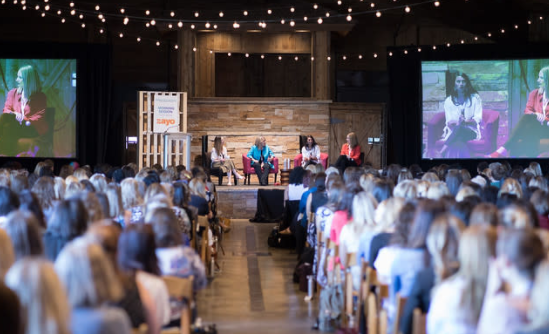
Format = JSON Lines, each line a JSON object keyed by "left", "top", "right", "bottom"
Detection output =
{"left": 187, "top": 98, "right": 331, "bottom": 176}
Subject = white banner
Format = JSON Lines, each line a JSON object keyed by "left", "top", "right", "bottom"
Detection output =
{"left": 153, "top": 94, "right": 180, "bottom": 133}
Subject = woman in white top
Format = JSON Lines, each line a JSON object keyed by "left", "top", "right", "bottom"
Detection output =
{"left": 211, "top": 136, "right": 243, "bottom": 186}
{"left": 440, "top": 70, "right": 483, "bottom": 158}
{"left": 301, "top": 135, "right": 321, "bottom": 167}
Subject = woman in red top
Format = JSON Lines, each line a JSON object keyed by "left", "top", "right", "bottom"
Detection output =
{"left": 334, "top": 132, "right": 361, "bottom": 174}
{"left": 0, "top": 65, "right": 47, "bottom": 156}
{"left": 489, "top": 66, "right": 549, "bottom": 158}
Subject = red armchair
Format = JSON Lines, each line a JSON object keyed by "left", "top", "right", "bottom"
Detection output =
{"left": 242, "top": 154, "right": 279, "bottom": 185}
{"left": 293, "top": 153, "right": 329, "bottom": 169}
{"left": 426, "top": 109, "right": 500, "bottom": 158}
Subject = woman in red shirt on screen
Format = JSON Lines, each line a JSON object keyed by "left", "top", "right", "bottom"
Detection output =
{"left": 0, "top": 65, "right": 47, "bottom": 156}
{"left": 489, "top": 66, "right": 549, "bottom": 158}
{"left": 334, "top": 132, "right": 361, "bottom": 174}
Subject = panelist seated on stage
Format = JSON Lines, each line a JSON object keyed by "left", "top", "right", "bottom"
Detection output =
{"left": 301, "top": 135, "right": 321, "bottom": 167}
{"left": 0, "top": 65, "right": 48, "bottom": 156}
{"left": 247, "top": 136, "right": 275, "bottom": 186}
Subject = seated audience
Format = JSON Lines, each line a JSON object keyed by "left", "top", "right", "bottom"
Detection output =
{"left": 5, "top": 258, "right": 71, "bottom": 334}
{"left": 3, "top": 210, "right": 44, "bottom": 260}
{"left": 55, "top": 239, "right": 132, "bottom": 334}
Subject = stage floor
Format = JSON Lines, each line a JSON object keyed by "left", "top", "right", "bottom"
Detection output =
{"left": 215, "top": 184, "right": 286, "bottom": 220}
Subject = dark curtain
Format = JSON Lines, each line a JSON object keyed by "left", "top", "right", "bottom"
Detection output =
{"left": 77, "top": 44, "right": 116, "bottom": 166}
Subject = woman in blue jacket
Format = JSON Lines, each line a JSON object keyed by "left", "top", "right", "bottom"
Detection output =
{"left": 247, "top": 136, "right": 275, "bottom": 186}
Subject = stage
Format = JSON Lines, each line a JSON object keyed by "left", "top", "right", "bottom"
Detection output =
{"left": 215, "top": 183, "right": 286, "bottom": 220}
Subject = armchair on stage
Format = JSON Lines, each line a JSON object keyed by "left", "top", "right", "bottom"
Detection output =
{"left": 293, "top": 153, "right": 329, "bottom": 169}
{"left": 426, "top": 109, "right": 500, "bottom": 158}
{"left": 242, "top": 154, "right": 279, "bottom": 185}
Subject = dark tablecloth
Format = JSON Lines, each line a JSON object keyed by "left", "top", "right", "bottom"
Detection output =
{"left": 249, "top": 189, "right": 285, "bottom": 223}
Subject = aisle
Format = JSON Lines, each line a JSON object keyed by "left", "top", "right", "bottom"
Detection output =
{"left": 196, "top": 219, "right": 318, "bottom": 334}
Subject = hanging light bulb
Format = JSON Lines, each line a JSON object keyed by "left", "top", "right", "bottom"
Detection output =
{"left": 123, "top": 17, "right": 129, "bottom": 24}
{"left": 261, "top": 54, "right": 265, "bottom": 59}
{"left": 317, "top": 18, "right": 323, "bottom": 24}
{"left": 267, "top": 9, "right": 272, "bottom": 14}
{"left": 120, "top": 8, "right": 125, "bottom": 13}
{"left": 304, "top": 16, "right": 308, "bottom": 21}
{"left": 405, "top": 6, "right": 410, "bottom": 13}
{"left": 137, "top": 37, "right": 141, "bottom": 42}
{"left": 205, "top": 22, "right": 210, "bottom": 28}
{"left": 233, "top": 21, "right": 240, "bottom": 28}
{"left": 219, "top": 11, "right": 224, "bottom": 17}
{"left": 156, "top": 41, "right": 160, "bottom": 46}
{"left": 150, "top": 19, "right": 156, "bottom": 25}
{"left": 245, "top": 53, "right": 249, "bottom": 57}
{"left": 119, "top": 33, "right": 123, "bottom": 38}
{"left": 170, "top": 11, "right": 175, "bottom": 17}
{"left": 168, "top": 24, "right": 173, "bottom": 29}
{"left": 376, "top": 11, "right": 381, "bottom": 17}
{"left": 194, "top": 11, "right": 199, "bottom": 17}
{"left": 145, "top": 10, "right": 150, "bottom": 15}
{"left": 243, "top": 10, "right": 248, "bottom": 16}
{"left": 290, "top": 20, "right": 295, "bottom": 26}
{"left": 313, "top": 3, "right": 318, "bottom": 9}
{"left": 95, "top": 5, "right": 99, "bottom": 10}
{"left": 178, "top": 21, "right": 183, "bottom": 28}
{"left": 434, "top": 1, "right": 440, "bottom": 6}
{"left": 290, "top": 7, "right": 295, "bottom": 12}
{"left": 346, "top": 15, "right": 352, "bottom": 21}
{"left": 358, "top": 55, "right": 362, "bottom": 59}
{"left": 174, "top": 45, "right": 179, "bottom": 49}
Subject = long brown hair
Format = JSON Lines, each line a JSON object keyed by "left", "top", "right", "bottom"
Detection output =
{"left": 213, "top": 136, "right": 223, "bottom": 156}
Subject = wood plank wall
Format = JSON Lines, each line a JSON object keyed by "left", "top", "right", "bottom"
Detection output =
{"left": 329, "top": 103, "right": 386, "bottom": 169}
{"left": 187, "top": 98, "right": 331, "bottom": 171}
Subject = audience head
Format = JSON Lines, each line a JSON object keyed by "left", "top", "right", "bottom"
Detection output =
{"left": 55, "top": 239, "right": 123, "bottom": 307}
{"left": 426, "top": 213, "right": 464, "bottom": 282}
{"left": 497, "top": 229, "right": 545, "bottom": 281}
{"left": 390, "top": 202, "right": 416, "bottom": 247}
{"left": 117, "top": 224, "right": 160, "bottom": 276}
{"left": 6, "top": 258, "right": 70, "bottom": 334}
{"left": 374, "top": 197, "right": 405, "bottom": 233}
{"left": 426, "top": 181, "right": 450, "bottom": 200}
{"left": 121, "top": 178, "right": 143, "bottom": 209}
{"left": 47, "top": 198, "right": 88, "bottom": 239}
{"left": 528, "top": 261, "right": 549, "bottom": 328}
{"left": 371, "top": 178, "right": 394, "bottom": 203}
{"left": 149, "top": 207, "right": 183, "bottom": 248}
{"left": 4, "top": 210, "right": 43, "bottom": 260}
{"left": 407, "top": 199, "right": 446, "bottom": 249}
{"left": 189, "top": 178, "right": 207, "bottom": 199}
{"left": 470, "top": 202, "right": 499, "bottom": 227}
{"left": 393, "top": 180, "right": 417, "bottom": 200}
{"left": 0, "top": 185, "right": 19, "bottom": 217}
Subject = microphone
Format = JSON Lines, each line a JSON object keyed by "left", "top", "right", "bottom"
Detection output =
{"left": 163, "top": 123, "right": 180, "bottom": 134}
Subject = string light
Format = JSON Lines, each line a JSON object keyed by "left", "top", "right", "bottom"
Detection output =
{"left": 358, "top": 55, "right": 363, "bottom": 59}
{"left": 194, "top": 12, "right": 199, "bottom": 17}
{"left": 145, "top": 10, "right": 150, "bottom": 15}
{"left": 219, "top": 11, "right": 224, "bottom": 17}
{"left": 325, "top": 12, "right": 330, "bottom": 17}
{"left": 405, "top": 6, "right": 410, "bottom": 13}
{"left": 388, "top": 52, "right": 393, "bottom": 56}
{"left": 290, "top": 20, "right": 295, "bottom": 26}
{"left": 311, "top": 56, "right": 314, "bottom": 61}
{"left": 267, "top": 9, "right": 272, "bottom": 14}
{"left": 137, "top": 37, "right": 141, "bottom": 42}
{"left": 280, "top": 19, "right": 285, "bottom": 24}
{"left": 205, "top": 22, "right": 210, "bottom": 28}
{"left": 168, "top": 24, "right": 172, "bottom": 29}
{"left": 317, "top": 18, "right": 323, "bottom": 24}
{"left": 174, "top": 45, "right": 178, "bottom": 49}
{"left": 243, "top": 10, "right": 248, "bottom": 16}
{"left": 373, "top": 53, "right": 378, "bottom": 58}
{"left": 95, "top": 5, "right": 99, "bottom": 10}
{"left": 261, "top": 54, "right": 265, "bottom": 59}
{"left": 120, "top": 8, "right": 125, "bottom": 14}
{"left": 209, "top": 50, "right": 213, "bottom": 54}
{"left": 313, "top": 4, "right": 318, "bottom": 9}
{"left": 434, "top": 1, "right": 440, "bottom": 7}
{"left": 290, "top": 7, "right": 295, "bottom": 12}
{"left": 170, "top": 11, "right": 175, "bottom": 17}
{"left": 81, "top": 23, "right": 85, "bottom": 28}
{"left": 304, "top": 16, "right": 308, "bottom": 21}
{"left": 228, "top": 52, "right": 232, "bottom": 56}
{"left": 370, "top": 2, "right": 375, "bottom": 7}
{"left": 79, "top": 14, "right": 83, "bottom": 19}
{"left": 99, "top": 28, "right": 104, "bottom": 34}
{"left": 190, "top": 24, "right": 195, "bottom": 29}
{"left": 327, "top": 56, "right": 331, "bottom": 61}
{"left": 178, "top": 21, "right": 183, "bottom": 28}
{"left": 233, "top": 22, "right": 240, "bottom": 28}
{"left": 346, "top": 15, "right": 352, "bottom": 21}
{"left": 214, "top": 24, "right": 218, "bottom": 29}
{"left": 156, "top": 41, "right": 160, "bottom": 46}
{"left": 119, "top": 33, "right": 123, "bottom": 38}
{"left": 193, "top": 47, "right": 197, "bottom": 52}
{"left": 245, "top": 53, "right": 249, "bottom": 57}
{"left": 278, "top": 56, "right": 282, "bottom": 60}
{"left": 69, "top": 2, "right": 74, "bottom": 7}
{"left": 150, "top": 19, "right": 156, "bottom": 26}
{"left": 376, "top": 11, "right": 381, "bottom": 17}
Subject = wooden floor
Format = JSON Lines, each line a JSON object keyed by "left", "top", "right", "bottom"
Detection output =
{"left": 196, "top": 219, "right": 318, "bottom": 334}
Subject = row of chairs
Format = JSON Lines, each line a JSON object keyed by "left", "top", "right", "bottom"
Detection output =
{"left": 312, "top": 211, "right": 425, "bottom": 334}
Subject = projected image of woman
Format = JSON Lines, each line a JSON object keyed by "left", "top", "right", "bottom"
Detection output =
{"left": 489, "top": 66, "right": 549, "bottom": 158}
{"left": 440, "top": 71, "right": 483, "bottom": 158}
{"left": 0, "top": 65, "right": 47, "bottom": 156}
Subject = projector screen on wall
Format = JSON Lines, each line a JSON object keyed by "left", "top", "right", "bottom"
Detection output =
{"left": 0, "top": 59, "right": 76, "bottom": 158}
{"left": 422, "top": 58, "right": 549, "bottom": 160}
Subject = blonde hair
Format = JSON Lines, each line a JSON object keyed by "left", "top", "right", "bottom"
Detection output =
{"left": 421, "top": 172, "right": 439, "bottom": 182}
{"left": 73, "top": 168, "right": 89, "bottom": 181}
{"left": 416, "top": 180, "right": 430, "bottom": 198}
{"left": 5, "top": 258, "right": 70, "bottom": 334}
{"left": 454, "top": 226, "right": 497, "bottom": 324}
{"left": 120, "top": 178, "right": 143, "bottom": 209}
{"left": 0, "top": 228, "right": 15, "bottom": 279}
{"left": 498, "top": 178, "right": 523, "bottom": 198}
{"left": 374, "top": 197, "right": 405, "bottom": 232}
{"left": 189, "top": 178, "right": 207, "bottom": 199}
{"left": 53, "top": 177, "right": 65, "bottom": 201}
{"left": 347, "top": 132, "right": 359, "bottom": 149}
{"left": 427, "top": 213, "right": 464, "bottom": 283}
{"left": 349, "top": 192, "right": 378, "bottom": 235}
{"left": 359, "top": 173, "right": 376, "bottom": 193}
{"left": 144, "top": 182, "right": 170, "bottom": 203}
{"left": 89, "top": 174, "right": 108, "bottom": 193}
{"left": 393, "top": 179, "right": 417, "bottom": 200}
{"left": 455, "top": 186, "right": 477, "bottom": 202}
{"left": 529, "top": 176, "right": 548, "bottom": 192}
{"left": 64, "top": 181, "right": 84, "bottom": 199}
{"left": 105, "top": 183, "right": 124, "bottom": 218}
{"left": 499, "top": 205, "right": 533, "bottom": 229}
{"left": 55, "top": 239, "right": 123, "bottom": 307}
{"left": 529, "top": 162, "right": 543, "bottom": 177}
{"left": 426, "top": 181, "right": 450, "bottom": 200}
{"left": 470, "top": 203, "right": 499, "bottom": 227}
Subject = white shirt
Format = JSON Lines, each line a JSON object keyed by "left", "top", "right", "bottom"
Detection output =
{"left": 428, "top": 276, "right": 478, "bottom": 334}
{"left": 443, "top": 94, "right": 482, "bottom": 140}
{"left": 301, "top": 145, "right": 321, "bottom": 166}
{"left": 211, "top": 147, "right": 228, "bottom": 166}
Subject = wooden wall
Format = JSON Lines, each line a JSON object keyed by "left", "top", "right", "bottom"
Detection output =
{"left": 195, "top": 32, "right": 312, "bottom": 97}
{"left": 187, "top": 98, "right": 331, "bottom": 173}
{"left": 329, "top": 103, "right": 386, "bottom": 169}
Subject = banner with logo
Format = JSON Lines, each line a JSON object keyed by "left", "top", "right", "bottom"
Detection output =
{"left": 153, "top": 94, "right": 180, "bottom": 133}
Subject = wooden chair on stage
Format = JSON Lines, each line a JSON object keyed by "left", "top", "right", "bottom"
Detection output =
{"left": 161, "top": 275, "right": 194, "bottom": 334}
